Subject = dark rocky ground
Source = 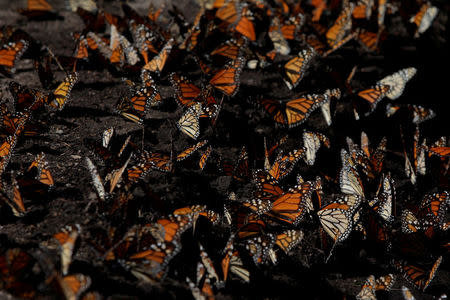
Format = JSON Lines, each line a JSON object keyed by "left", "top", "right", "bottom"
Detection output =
{"left": 0, "top": 0, "right": 449, "bottom": 299}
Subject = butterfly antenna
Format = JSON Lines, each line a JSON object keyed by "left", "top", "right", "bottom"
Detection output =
{"left": 45, "top": 45, "right": 66, "bottom": 73}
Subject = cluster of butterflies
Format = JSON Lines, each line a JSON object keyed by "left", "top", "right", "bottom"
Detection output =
{"left": 1, "top": 0, "right": 449, "bottom": 299}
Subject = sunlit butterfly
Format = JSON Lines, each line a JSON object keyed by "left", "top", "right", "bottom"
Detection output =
{"left": 0, "top": 40, "right": 29, "bottom": 74}
{"left": 377, "top": 67, "right": 417, "bottom": 100}
{"left": 47, "top": 72, "right": 79, "bottom": 110}
{"left": 284, "top": 48, "right": 315, "bottom": 90}
{"left": 177, "top": 104, "right": 202, "bottom": 140}
{"left": 209, "top": 55, "right": 245, "bottom": 97}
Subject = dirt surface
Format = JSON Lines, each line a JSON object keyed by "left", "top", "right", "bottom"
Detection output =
{"left": 0, "top": 0, "right": 449, "bottom": 299}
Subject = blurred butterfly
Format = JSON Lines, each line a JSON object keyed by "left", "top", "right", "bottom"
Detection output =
{"left": 18, "top": 0, "right": 59, "bottom": 19}
{"left": 0, "top": 177, "right": 25, "bottom": 217}
{"left": 211, "top": 37, "right": 246, "bottom": 61}
{"left": 352, "top": 0, "right": 374, "bottom": 20}
{"left": 215, "top": 1, "right": 256, "bottom": 41}
{"left": 67, "top": 0, "right": 97, "bottom": 12}
{"left": 326, "top": 2, "right": 354, "bottom": 47}
{"left": 392, "top": 256, "right": 442, "bottom": 291}
{"left": 0, "top": 40, "right": 29, "bottom": 74}
{"left": 284, "top": 48, "right": 315, "bottom": 90}
{"left": 377, "top": 67, "right": 417, "bottom": 100}
{"left": 56, "top": 273, "right": 92, "bottom": 300}
{"left": 53, "top": 224, "right": 81, "bottom": 275}
{"left": 268, "top": 17, "right": 291, "bottom": 56}
{"left": 0, "top": 248, "right": 37, "bottom": 298}
{"left": 410, "top": 3, "right": 439, "bottom": 38}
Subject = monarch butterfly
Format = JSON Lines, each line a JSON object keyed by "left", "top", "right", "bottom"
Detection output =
{"left": 129, "top": 22, "right": 158, "bottom": 64}
{"left": 115, "top": 96, "right": 144, "bottom": 124}
{"left": 268, "top": 17, "right": 291, "bottom": 55}
{"left": 264, "top": 181, "right": 314, "bottom": 225}
{"left": 211, "top": 37, "right": 246, "bottom": 60}
{"left": 326, "top": 2, "right": 354, "bottom": 47}
{"left": 261, "top": 92, "right": 329, "bottom": 128}
{"left": 47, "top": 72, "right": 78, "bottom": 110}
{"left": 136, "top": 150, "right": 173, "bottom": 175}
{"left": 280, "top": 13, "right": 304, "bottom": 40}
{"left": 426, "top": 146, "right": 450, "bottom": 157}
{"left": 173, "top": 205, "right": 220, "bottom": 227}
{"left": 311, "top": 0, "right": 326, "bottom": 21}
{"left": 0, "top": 40, "right": 29, "bottom": 74}
{"left": 177, "top": 105, "right": 201, "bottom": 140}
{"left": 9, "top": 81, "right": 48, "bottom": 112}
{"left": 275, "top": 229, "right": 303, "bottom": 254}
{"left": 53, "top": 224, "right": 81, "bottom": 275}
{"left": 318, "top": 202, "right": 354, "bottom": 243}
{"left": 267, "top": 148, "right": 305, "bottom": 182}
{"left": 402, "top": 286, "right": 415, "bottom": 300}
{"left": 67, "top": 0, "right": 97, "bottom": 12}
{"left": 392, "top": 256, "right": 442, "bottom": 291}
{"left": 418, "top": 192, "right": 449, "bottom": 225}
{"left": 0, "top": 248, "right": 36, "bottom": 298}
{"left": 303, "top": 131, "right": 330, "bottom": 166}
{"left": 27, "top": 152, "right": 54, "bottom": 187}
{"left": 124, "top": 242, "right": 179, "bottom": 281}
{"left": 356, "top": 29, "right": 380, "bottom": 52}
{"left": 221, "top": 248, "right": 249, "bottom": 282}
{"left": 85, "top": 157, "right": 107, "bottom": 201}
{"left": 357, "top": 84, "right": 390, "bottom": 113}
{"left": 198, "top": 243, "right": 220, "bottom": 283}
{"left": 371, "top": 173, "right": 394, "bottom": 223}
{"left": 143, "top": 38, "right": 174, "bottom": 73}
{"left": 0, "top": 112, "right": 29, "bottom": 174}
{"left": 199, "top": 145, "right": 212, "bottom": 171}
{"left": 410, "top": 3, "right": 439, "bottom": 38}
{"left": 340, "top": 150, "right": 365, "bottom": 198}
{"left": 356, "top": 275, "right": 376, "bottom": 300}
{"left": 375, "top": 274, "right": 395, "bottom": 291}
{"left": 57, "top": 274, "right": 92, "bottom": 300}
{"left": 352, "top": 0, "right": 374, "bottom": 19}
{"left": 377, "top": 67, "right": 417, "bottom": 100}
{"left": 410, "top": 105, "right": 435, "bottom": 124}
{"left": 18, "top": 0, "right": 57, "bottom": 19}
{"left": 231, "top": 146, "right": 250, "bottom": 182}
{"left": 176, "top": 140, "right": 208, "bottom": 162}
{"left": 245, "top": 233, "right": 277, "bottom": 264}
{"left": 170, "top": 73, "right": 218, "bottom": 118}
{"left": 400, "top": 209, "right": 435, "bottom": 238}
{"left": 284, "top": 48, "right": 315, "bottom": 90}
{"left": 0, "top": 178, "right": 25, "bottom": 217}
{"left": 209, "top": 55, "right": 245, "bottom": 97}
{"left": 215, "top": 1, "right": 256, "bottom": 41}
{"left": 377, "top": 0, "right": 387, "bottom": 27}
